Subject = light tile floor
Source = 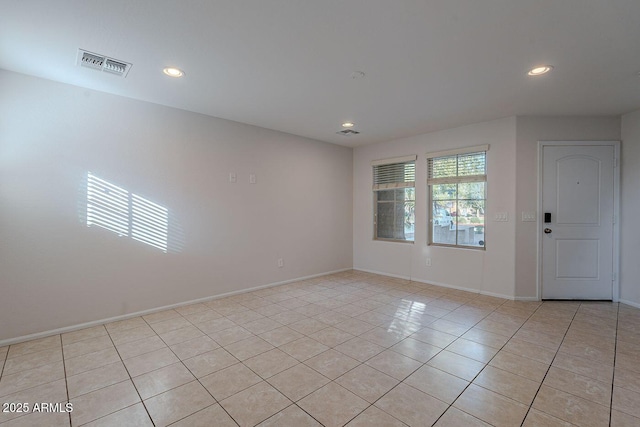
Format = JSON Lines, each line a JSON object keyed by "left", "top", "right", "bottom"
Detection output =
{"left": 1, "top": 270, "right": 640, "bottom": 426}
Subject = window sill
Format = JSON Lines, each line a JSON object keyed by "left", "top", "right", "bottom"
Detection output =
{"left": 374, "top": 238, "right": 415, "bottom": 244}
{"left": 428, "top": 243, "right": 485, "bottom": 250}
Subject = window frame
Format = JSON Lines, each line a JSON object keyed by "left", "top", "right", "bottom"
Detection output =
{"left": 427, "top": 145, "right": 488, "bottom": 249}
{"left": 372, "top": 155, "right": 417, "bottom": 243}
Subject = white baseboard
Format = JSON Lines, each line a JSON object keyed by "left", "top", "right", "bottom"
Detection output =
{"left": 409, "top": 276, "right": 481, "bottom": 294}
{"left": 352, "top": 268, "right": 412, "bottom": 281}
{"left": 619, "top": 299, "right": 640, "bottom": 309}
{"left": 0, "top": 268, "right": 351, "bottom": 347}
{"left": 514, "top": 296, "right": 541, "bottom": 302}
{"left": 353, "top": 268, "right": 519, "bottom": 300}
{"left": 351, "top": 268, "right": 546, "bottom": 301}
{"left": 480, "top": 290, "right": 518, "bottom": 300}
{"left": 412, "top": 277, "right": 517, "bottom": 300}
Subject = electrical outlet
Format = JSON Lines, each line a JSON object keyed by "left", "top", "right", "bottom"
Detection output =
{"left": 229, "top": 172, "right": 237, "bottom": 183}
{"left": 425, "top": 258, "right": 431, "bottom": 267}
{"left": 277, "top": 258, "right": 284, "bottom": 268}
{"left": 249, "top": 174, "right": 257, "bottom": 184}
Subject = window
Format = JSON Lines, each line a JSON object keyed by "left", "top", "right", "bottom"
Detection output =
{"left": 427, "top": 145, "right": 488, "bottom": 248}
{"left": 372, "top": 156, "right": 416, "bottom": 242}
{"left": 87, "top": 172, "right": 169, "bottom": 252}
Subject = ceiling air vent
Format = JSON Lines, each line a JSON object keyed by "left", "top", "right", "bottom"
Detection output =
{"left": 77, "top": 49, "right": 132, "bottom": 77}
{"left": 79, "top": 52, "right": 104, "bottom": 70}
{"left": 336, "top": 129, "right": 360, "bottom": 136}
{"left": 103, "top": 59, "right": 128, "bottom": 75}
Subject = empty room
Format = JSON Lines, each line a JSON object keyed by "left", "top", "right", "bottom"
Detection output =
{"left": 2, "top": 1, "right": 640, "bottom": 426}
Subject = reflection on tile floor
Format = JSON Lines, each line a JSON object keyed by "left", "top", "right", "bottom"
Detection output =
{"left": 1, "top": 270, "right": 639, "bottom": 426}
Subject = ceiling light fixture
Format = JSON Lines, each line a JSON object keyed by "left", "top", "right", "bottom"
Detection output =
{"left": 528, "top": 65, "right": 553, "bottom": 76}
{"left": 342, "top": 122, "right": 355, "bottom": 128}
{"left": 163, "top": 67, "right": 184, "bottom": 77}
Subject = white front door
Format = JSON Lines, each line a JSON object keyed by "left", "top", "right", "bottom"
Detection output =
{"left": 541, "top": 145, "right": 615, "bottom": 299}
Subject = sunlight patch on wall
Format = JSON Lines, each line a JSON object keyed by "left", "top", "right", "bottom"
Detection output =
{"left": 87, "top": 172, "right": 169, "bottom": 252}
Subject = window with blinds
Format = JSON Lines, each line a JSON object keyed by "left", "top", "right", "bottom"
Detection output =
{"left": 427, "top": 146, "right": 487, "bottom": 248}
{"left": 87, "top": 172, "right": 169, "bottom": 252}
{"left": 427, "top": 151, "right": 486, "bottom": 184}
{"left": 372, "top": 156, "right": 416, "bottom": 242}
{"left": 373, "top": 161, "right": 416, "bottom": 190}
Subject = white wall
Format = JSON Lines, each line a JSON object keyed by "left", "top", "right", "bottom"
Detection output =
{"left": 514, "top": 116, "right": 621, "bottom": 298}
{"left": 353, "top": 117, "right": 518, "bottom": 298}
{"left": 620, "top": 110, "right": 640, "bottom": 306}
{"left": 0, "top": 70, "right": 353, "bottom": 342}
{"left": 354, "top": 115, "right": 626, "bottom": 301}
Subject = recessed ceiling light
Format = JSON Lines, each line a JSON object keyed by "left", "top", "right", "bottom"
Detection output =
{"left": 342, "top": 122, "right": 355, "bottom": 128}
{"left": 163, "top": 67, "right": 184, "bottom": 77}
{"left": 528, "top": 65, "right": 553, "bottom": 76}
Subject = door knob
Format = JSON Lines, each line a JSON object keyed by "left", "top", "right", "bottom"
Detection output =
{"left": 544, "top": 228, "right": 552, "bottom": 234}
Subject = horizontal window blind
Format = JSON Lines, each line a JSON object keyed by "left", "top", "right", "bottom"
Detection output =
{"left": 373, "top": 160, "right": 416, "bottom": 190}
{"left": 428, "top": 151, "right": 486, "bottom": 185}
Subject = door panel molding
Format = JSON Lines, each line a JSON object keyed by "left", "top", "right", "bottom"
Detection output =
{"left": 555, "top": 238, "right": 599, "bottom": 279}
{"left": 537, "top": 141, "right": 620, "bottom": 301}
{"left": 555, "top": 155, "right": 601, "bottom": 225}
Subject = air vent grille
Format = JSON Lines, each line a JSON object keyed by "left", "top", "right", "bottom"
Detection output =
{"left": 77, "top": 49, "right": 132, "bottom": 77}
{"left": 80, "top": 52, "right": 104, "bottom": 70}
{"left": 104, "top": 59, "right": 128, "bottom": 75}
{"left": 337, "top": 129, "right": 360, "bottom": 136}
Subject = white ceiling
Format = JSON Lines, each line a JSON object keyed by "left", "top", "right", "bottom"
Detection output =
{"left": 2, "top": 0, "right": 639, "bottom": 146}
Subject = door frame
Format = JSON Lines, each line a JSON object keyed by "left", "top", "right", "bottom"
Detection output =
{"left": 537, "top": 141, "right": 620, "bottom": 301}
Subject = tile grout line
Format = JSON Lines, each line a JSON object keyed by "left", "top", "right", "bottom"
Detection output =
{"left": 0, "top": 276, "right": 484, "bottom": 426}
{"left": 149, "top": 306, "right": 270, "bottom": 422}
{"left": 141, "top": 313, "right": 244, "bottom": 427}
{"left": 6, "top": 273, "right": 635, "bottom": 426}
{"left": 125, "top": 300, "right": 301, "bottom": 423}
{"left": 59, "top": 334, "right": 72, "bottom": 427}
{"left": 521, "top": 302, "right": 620, "bottom": 427}
{"left": 249, "top": 276, "right": 400, "bottom": 426}
{"left": 417, "top": 297, "right": 593, "bottom": 425}
{"left": 293, "top": 277, "right": 390, "bottom": 426}
{"left": 609, "top": 303, "right": 620, "bottom": 427}
{"left": 101, "top": 294, "right": 456, "bottom": 424}
{"left": 284, "top": 402, "right": 325, "bottom": 426}
{"left": 104, "top": 321, "right": 157, "bottom": 427}
{"left": 0, "top": 338, "right": 67, "bottom": 425}
{"left": 514, "top": 304, "right": 572, "bottom": 426}
{"left": 331, "top": 289, "right": 513, "bottom": 427}
{"left": 224, "top": 289, "right": 355, "bottom": 426}
{"left": 426, "top": 296, "right": 530, "bottom": 426}
{"left": 216, "top": 286, "right": 360, "bottom": 426}
{"left": 517, "top": 301, "right": 594, "bottom": 426}
{"left": 0, "top": 343, "right": 7, "bottom": 380}
{"left": 142, "top": 312, "right": 214, "bottom": 426}
{"left": 378, "top": 283, "right": 508, "bottom": 425}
